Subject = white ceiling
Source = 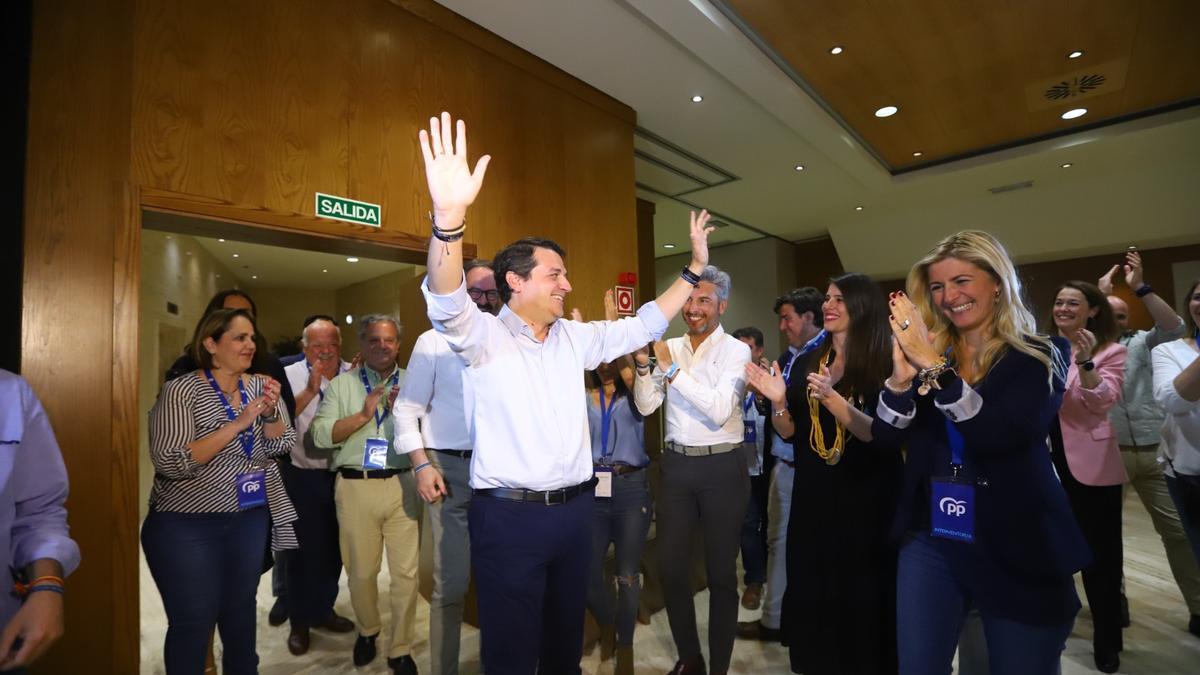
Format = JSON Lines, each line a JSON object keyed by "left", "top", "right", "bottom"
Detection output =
{"left": 189, "top": 235, "right": 415, "bottom": 290}
{"left": 435, "top": 0, "right": 1200, "bottom": 278}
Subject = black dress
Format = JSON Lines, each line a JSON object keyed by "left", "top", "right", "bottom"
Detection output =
{"left": 780, "top": 352, "right": 902, "bottom": 675}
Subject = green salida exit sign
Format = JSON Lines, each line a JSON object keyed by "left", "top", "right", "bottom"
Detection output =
{"left": 315, "top": 192, "right": 381, "bottom": 227}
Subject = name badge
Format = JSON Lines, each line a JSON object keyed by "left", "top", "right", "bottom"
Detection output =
{"left": 594, "top": 466, "right": 613, "bottom": 498}
{"left": 743, "top": 420, "right": 757, "bottom": 444}
{"left": 930, "top": 477, "right": 974, "bottom": 543}
{"left": 363, "top": 437, "right": 390, "bottom": 469}
{"left": 236, "top": 470, "right": 267, "bottom": 509}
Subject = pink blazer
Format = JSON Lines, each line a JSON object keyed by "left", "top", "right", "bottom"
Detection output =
{"left": 1059, "top": 342, "right": 1128, "bottom": 486}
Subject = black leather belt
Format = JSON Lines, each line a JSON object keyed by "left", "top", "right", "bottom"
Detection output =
{"left": 595, "top": 463, "right": 645, "bottom": 476}
{"left": 338, "top": 467, "right": 410, "bottom": 480}
{"left": 473, "top": 478, "right": 597, "bottom": 505}
{"left": 433, "top": 448, "right": 473, "bottom": 459}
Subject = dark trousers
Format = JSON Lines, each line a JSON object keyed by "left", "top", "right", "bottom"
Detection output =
{"left": 469, "top": 486, "right": 594, "bottom": 674}
{"left": 280, "top": 460, "right": 342, "bottom": 627}
{"left": 740, "top": 471, "right": 769, "bottom": 585}
{"left": 142, "top": 508, "right": 269, "bottom": 675}
{"left": 1167, "top": 472, "right": 1200, "bottom": 567}
{"left": 587, "top": 468, "right": 652, "bottom": 646}
{"left": 657, "top": 449, "right": 749, "bottom": 672}
{"left": 897, "top": 533, "right": 1074, "bottom": 675}
{"left": 1052, "top": 447, "right": 1123, "bottom": 656}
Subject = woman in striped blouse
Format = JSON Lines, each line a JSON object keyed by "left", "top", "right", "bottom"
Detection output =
{"left": 142, "top": 308, "right": 298, "bottom": 675}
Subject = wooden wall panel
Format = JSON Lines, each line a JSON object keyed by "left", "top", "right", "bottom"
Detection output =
{"left": 23, "top": 1, "right": 135, "bottom": 672}
{"left": 26, "top": 2, "right": 636, "bottom": 672}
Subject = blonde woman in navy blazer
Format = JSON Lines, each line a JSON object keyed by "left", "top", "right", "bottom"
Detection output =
{"left": 1047, "top": 280, "right": 1128, "bottom": 672}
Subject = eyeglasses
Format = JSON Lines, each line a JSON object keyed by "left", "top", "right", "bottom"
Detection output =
{"left": 467, "top": 288, "right": 500, "bottom": 302}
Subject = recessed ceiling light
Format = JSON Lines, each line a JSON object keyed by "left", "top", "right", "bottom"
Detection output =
{"left": 912, "top": 151, "right": 923, "bottom": 157}
{"left": 1061, "top": 108, "right": 1087, "bottom": 120}
{"left": 322, "top": 268, "right": 328, "bottom": 273}
{"left": 855, "top": 206, "right": 863, "bottom": 211}
{"left": 829, "top": 46, "right": 843, "bottom": 55}
{"left": 346, "top": 257, "right": 359, "bottom": 263}
{"left": 345, "top": 314, "right": 354, "bottom": 325}
{"left": 218, "top": 238, "right": 225, "bottom": 242}
{"left": 663, "top": 243, "right": 676, "bottom": 249}
{"left": 874, "top": 105, "right": 898, "bottom": 118}
{"left": 232, "top": 253, "right": 239, "bottom": 258}
{"left": 794, "top": 164, "right": 805, "bottom": 171}
{"left": 691, "top": 95, "right": 703, "bottom": 103}
{"left": 1060, "top": 162, "right": 1073, "bottom": 168}
{"left": 1067, "top": 50, "right": 1084, "bottom": 59}
{"left": 252, "top": 275, "right": 258, "bottom": 280}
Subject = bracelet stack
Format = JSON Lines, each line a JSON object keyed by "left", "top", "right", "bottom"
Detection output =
{"left": 429, "top": 211, "right": 465, "bottom": 243}
{"left": 14, "top": 574, "right": 65, "bottom": 598}
{"left": 680, "top": 266, "right": 701, "bottom": 286}
{"left": 916, "top": 359, "right": 955, "bottom": 396}
{"left": 413, "top": 461, "right": 432, "bottom": 475}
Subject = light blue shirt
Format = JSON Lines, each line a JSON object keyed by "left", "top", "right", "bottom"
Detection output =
{"left": 588, "top": 392, "right": 648, "bottom": 467}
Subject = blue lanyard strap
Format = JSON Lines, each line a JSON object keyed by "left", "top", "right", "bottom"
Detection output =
{"left": 203, "top": 369, "right": 254, "bottom": 459}
{"left": 743, "top": 391, "right": 755, "bottom": 414}
{"left": 598, "top": 386, "right": 620, "bottom": 459}
{"left": 784, "top": 330, "right": 827, "bottom": 385}
{"left": 360, "top": 367, "right": 399, "bottom": 432}
{"left": 945, "top": 418, "right": 965, "bottom": 468}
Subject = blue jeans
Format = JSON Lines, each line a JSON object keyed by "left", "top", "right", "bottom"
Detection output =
{"left": 142, "top": 508, "right": 269, "bottom": 675}
{"left": 739, "top": 471, "right": 769, "bottom": 585}
{"left": 896, "top": 533, "right": 1073, "bottom": 675}
{"left": 587, "top": 467, "right": 652, "bottom": 646}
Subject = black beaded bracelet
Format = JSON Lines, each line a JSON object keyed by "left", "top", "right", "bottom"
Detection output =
{"left": 432, "top": 228, "right": 465, "bottom": 243}
{"left": 680, "top": 266, "right": 701, "bottom": 286}
{"left": 1135, "top": 284, "right": 1154, "bottom": 298}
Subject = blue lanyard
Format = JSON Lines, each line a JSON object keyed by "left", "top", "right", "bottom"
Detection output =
{"left": 598, "top": 385, "right": 620, "bottom": 459}
{"left": 203, "top": 370, "right": 254, "bottom": 459}
{"left": 784, "top": 330, "right": 827, "bottom": 384}
{"left": 360, "top": 367, "right": 399, "bottom": 433}
{"left": 743, "top": 391, "right": 755, "bottom": 414}
{"left": 940, "top": 346, "right": 965, "bottom": 470}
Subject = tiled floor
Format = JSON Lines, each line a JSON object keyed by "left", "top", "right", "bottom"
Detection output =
{"left": 140, "top": 494, "right": 1200, "bottom": 674}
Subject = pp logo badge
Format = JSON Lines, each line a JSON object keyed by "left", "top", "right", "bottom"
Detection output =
{"left": 241, "top": 481, "right": 262, "bottom": 494}
{"left": 939, "top": 497, "right": 967, "bottom": 517}
{"left": 614, "top": 286, "right": 635, "bottom": 316}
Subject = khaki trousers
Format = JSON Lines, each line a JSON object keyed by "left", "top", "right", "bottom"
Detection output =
{"left": 334, "top": 472, "right": 421, "bottom": 658}
{"left": 1121, "top": 445, "right": 1200, "bottom": 614}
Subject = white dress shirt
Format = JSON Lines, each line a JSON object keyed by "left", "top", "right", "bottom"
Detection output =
{"left": 422, "top": 277, "right": 669, "bottom": 490}
{"left": 1152, "top": 338, "right": 1200, "bottom": 477}
{"left": 393, "top": 328, "right": 473, "bottom": 453}
{"left": 283, "top": 358, "right": 349, "bottom": 469}
{"left": 634, "top": 325, "right": 750, "bottom": 446}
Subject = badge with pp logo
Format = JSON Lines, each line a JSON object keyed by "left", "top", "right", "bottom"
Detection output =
{"left": 742, "top": 420, "right": 757, "bottom": 444}
{"left": 236, "top": 470, "right": 267, "bottom": 509}
{"left": 930, "top": 477, "right": 974, "bottom": 543}
{"left": 363, "top": 438, "right": 390, "bottom": 470}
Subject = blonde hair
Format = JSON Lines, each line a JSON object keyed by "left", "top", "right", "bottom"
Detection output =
{"left": 906, "top": 231, "right": 1061, "bottom": 384}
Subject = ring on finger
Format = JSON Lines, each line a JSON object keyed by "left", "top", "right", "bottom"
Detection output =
{"left": 899, "top": 318, "right": 912, "bottom": 330}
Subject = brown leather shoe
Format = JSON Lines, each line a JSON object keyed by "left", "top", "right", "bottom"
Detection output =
{"left": 287, "top": 626, "right": 310, "bottom": 656}
{"left": 667, "top": 654, "right": 707, "bottom": 674}
{"left": 740, "top": 582, "right": 763, "bottom": 610}
{"left": 317, "top": 611, "right": 355, "bottom": 633}
{"left": 736, "top": 619, "right": 780, "bottom": 641}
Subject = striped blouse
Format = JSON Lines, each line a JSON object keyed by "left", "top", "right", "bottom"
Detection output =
{"left": 148, "top": 371, "right": 299, "bottom": 550}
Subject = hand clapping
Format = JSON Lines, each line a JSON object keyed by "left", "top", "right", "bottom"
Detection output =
{"left": 887, "top": 291, "right": 939, "bottom": 372}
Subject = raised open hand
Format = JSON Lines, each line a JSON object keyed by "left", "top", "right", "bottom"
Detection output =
{"left": 1098, "top": 264, "right": 1119, "bottom": 296}
{"left": 1123, "top": 250, "right": 1144, "bottom": 289}
{"left": 418, "top": 112, "right": 491, "bottom": 223}
{"left": 888, "top": 291, "right": 939, "bottom": 370}
{"left": 745, "top": 360, "right": 786, "bottom": 407}
{"left": 689, "top": 210, "right": 716, "bottom": 268}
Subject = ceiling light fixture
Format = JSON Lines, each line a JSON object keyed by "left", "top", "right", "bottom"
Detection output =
{"left": 691, "top": 95, "right": 703, "bottom": 103}
{"left": 1061, "top": 108, "right": 1087, "bottom": 120}
{"left": 232, "top": 253, "right": 239, "bottom": 258}
{"left": 794, "top": 164, "right": 805, "bottom": 171}
{"left": 345, "top": 314, "right": 354, "bottom": 325}
{"left": 874, "top": 105, "right": 898, "bottom": 118}
{"left": 912, "top": 151, "right": 923, "bottom": 157}
{"left": 663, "top": 243, "right": 676, "bottom": 249}
{"left": 829, "top": 46, "right": 843, "bottom": 55}
{"left": 1067, "top": 50, "right": 1084, "bottom": 59}
{"left": 346, "top": 257, "right": 359, "bottom": 263}
{"left": 252, "top": 275, "right": 258, "bottom": 280}
{"left": 1060, "top": 162, "right": 1073, "bottom": 168}
{"left": 218, "top": 238, "right": 225, "bottom": 242}
{"left": 322, "top": 268, "right": 328, "bottom": 273}
{"left": 855, "top": 206, "right": 863, "bottom": 211}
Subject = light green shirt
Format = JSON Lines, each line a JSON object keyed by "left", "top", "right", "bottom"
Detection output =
{"left": 310, "top": 365, "right": 409, "bottom": 470}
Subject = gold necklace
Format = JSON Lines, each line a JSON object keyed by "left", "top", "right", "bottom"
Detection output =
{"left": 807, "top": 394, "right": 845, "bottom": 466}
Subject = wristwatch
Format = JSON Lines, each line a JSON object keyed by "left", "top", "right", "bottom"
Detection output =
{"left": 1076, "top": 359, "right": 1096, "bottom": 372}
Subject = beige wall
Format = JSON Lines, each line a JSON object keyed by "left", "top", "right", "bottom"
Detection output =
{"left": 334, "top": 266, "right": 430, "bottom": 366}
{"left": 138, "top": 230, "right": 238, "bottom": 516}
{"left": 249, "top": 287, "right": 339, "bottom": 355}
{"left": 655, "top": 237, "right": 796, "bottom": 359}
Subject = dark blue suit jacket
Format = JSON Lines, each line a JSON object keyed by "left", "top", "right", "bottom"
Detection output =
{"left": 873, "top": 337, "right": 1089, "bottom": 624}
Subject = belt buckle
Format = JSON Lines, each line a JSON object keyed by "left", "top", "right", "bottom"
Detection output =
{"left": 545, "top": 487, "right": 566, "bottom": 505}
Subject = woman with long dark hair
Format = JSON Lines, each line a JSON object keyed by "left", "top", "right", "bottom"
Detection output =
{"left": 1047, "top": 280, "right": 1127, "bottom": 672}
{"left": 880, "top": 231, "right": 1088, "bottom": 675}
{"left": 745, "top": 272, "right": 902, "bottom": 674}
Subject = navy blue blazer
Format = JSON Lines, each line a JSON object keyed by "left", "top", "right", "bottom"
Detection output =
{"left": 873, "top": 337, "right": 1090, "bottom": 625}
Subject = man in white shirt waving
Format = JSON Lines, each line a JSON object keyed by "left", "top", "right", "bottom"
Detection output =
{"left": 416, "top": 111, "right": 716, "bottom": 674}
{"left": 393, "top": 258, "right": 499, "bottom": 675}
{"left": 633, "top": 265, "right": 751, "bottom": 675}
